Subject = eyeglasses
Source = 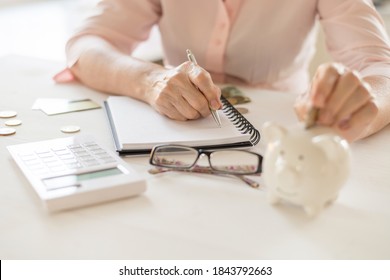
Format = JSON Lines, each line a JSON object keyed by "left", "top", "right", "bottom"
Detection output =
{"left": 148, "top": 145, "right": 262, "bottom": 187}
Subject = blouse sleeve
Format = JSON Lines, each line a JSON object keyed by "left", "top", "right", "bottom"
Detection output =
{"left": 66, "top": 0, "right": 161, "bottom": 67}
{"left": 318, "top": 0, "right": 390, "bottom": 78}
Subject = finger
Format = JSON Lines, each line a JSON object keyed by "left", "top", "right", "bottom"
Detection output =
{"left": 160, "top": 86, "right": 202, "bottom": 120}
{"left": 152, "top": 84, "right": 190, "bottom": 121}
{"left": 311, "top": 63, "right": 344, "bottom": 108}
{"left": 335, "top": 101, "right": 378, "bottom": 141}
{"left": 181, "top": 90, "right": 211, "bottom": 118}
{"left": 294, "top": 89, "right": 310, "bottom": 122}
{"left": 164, "top": 77, "right": 204, "bottom": 119}
{"left": 158, "top": 102, "right": 188, "bottom": 121}
{"left": 188, "top": 65, "right": 222, "bottom": 110}
{"left": 334, "top": 83, "right": 372, "bottom": 124}
{"left": 172, "top": 94, "right": 202, "bottom": 120}
{"left": 318, "top": 70, "right": 361, "bottom": 125}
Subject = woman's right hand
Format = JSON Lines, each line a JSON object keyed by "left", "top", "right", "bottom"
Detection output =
{"left": 146, "top": 61, "right": 222, "bottom": 121}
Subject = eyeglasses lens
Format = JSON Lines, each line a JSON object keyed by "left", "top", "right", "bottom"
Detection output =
{"left": 152, "top": 146, "right": 198, "bottom": 168}
{"left": 210, "top": 150, "right": 259, "bottom": 174}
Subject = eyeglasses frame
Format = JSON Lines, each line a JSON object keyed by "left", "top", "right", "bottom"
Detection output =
{"left": 149, "top": 144, "right": 262, "bottom": 175}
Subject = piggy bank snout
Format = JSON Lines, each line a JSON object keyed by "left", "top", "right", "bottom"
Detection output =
{"left": 276, "top": 164, "right": 300, "bottom": 191}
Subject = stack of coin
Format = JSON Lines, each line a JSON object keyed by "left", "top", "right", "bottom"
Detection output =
{"left": 0, "top": 110, "right": 20, "bottom": 136}
{"left": 226, "top": 95, "right": 251, "bottom": 105}
{"left": 221, "top": 86, "right": 251, "bottom": 114}
{"left": 222, "top": 86, "right": 252, "bottom": 105}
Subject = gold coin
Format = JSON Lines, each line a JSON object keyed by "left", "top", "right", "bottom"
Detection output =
{"left": 0, "top": 110, "right": 17, "bottom": 118}
{"left": 221, "top": 86, "right": 243, "bottom": 98}
{"left": 232, "top": 96, "right": 251, "bottom": 104}
{"left": 0, "top": 127, "right": 16, "bottom": 136}
{"left": 61, "top": 125, "right": 81, "bottom": 133}
{"left": 305, "top": 107, "right": 319, "bottom": 129}
{"left": 236, "top": 107, "right": 249, "bottom": 114}
{"left": 5, "top": 119, "right": 22, "bottom": 126}
{"left": 242, "top": 96, "right": 251, "bottom": 103}
{"left": 226, "top": 97, "right": 238, "bottom": 105}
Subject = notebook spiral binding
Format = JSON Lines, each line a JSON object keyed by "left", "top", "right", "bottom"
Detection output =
{"left": 220, "top": 96, "right": 261, "bottom": 146}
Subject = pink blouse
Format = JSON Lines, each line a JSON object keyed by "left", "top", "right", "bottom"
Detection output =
{"left": 66, "top": 0, "right": 390, "bottom": 93}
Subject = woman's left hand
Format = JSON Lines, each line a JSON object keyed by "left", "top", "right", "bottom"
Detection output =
{"left": 294, "top": 62, "right": 378, "bottom": 141}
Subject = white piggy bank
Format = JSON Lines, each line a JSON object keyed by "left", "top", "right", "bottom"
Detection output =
{"left": 262, "top": 122, "right": 351, "bottom": 216}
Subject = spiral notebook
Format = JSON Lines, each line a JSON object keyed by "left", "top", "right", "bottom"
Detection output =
{"left": 104, "top": 96, "right": 260, "bottom": 155}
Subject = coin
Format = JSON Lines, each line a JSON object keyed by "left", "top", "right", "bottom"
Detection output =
{"left": 5, "top": 119, "right": 22, "bottom": 126}
{"left": 0, "top": 110, "right": 17, "bottom": 118}
{"left": 235, "top": 96, "right": 252, "bottom": 104}
{"left": 0, "top": 127, "right": 16, "bottom": 136}
{"left": 221, "top": 86, "right": 243, "bottom": 98}
{"left": 305, "top": 107, "right": 319, "bottom": 129}
{"left": 236, "top": 107, "right": 249, "bottom": 114}
{"left": 61, "top": 125, "right": 80, "bottom": 133}
{"left": 226, "top": 97, "right": 238, "bottom": 105}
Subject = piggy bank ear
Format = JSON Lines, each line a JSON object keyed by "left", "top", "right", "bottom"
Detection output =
{"left": 262, "top": 122, "right": 287, "bottom": 144}
{"left": 312, "top": 134, "right": 347, "bottom": 161}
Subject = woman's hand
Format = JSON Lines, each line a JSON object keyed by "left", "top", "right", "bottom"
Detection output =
{"left": 146, "top": 61, "right": 222, "bottom": 121}
{"left": 295, "top": 62, "right": 378, "bottom": 141}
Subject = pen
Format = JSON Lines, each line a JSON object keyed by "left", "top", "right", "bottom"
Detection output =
{"left": 186, "top": 49, "right": 222, "bottom": 127}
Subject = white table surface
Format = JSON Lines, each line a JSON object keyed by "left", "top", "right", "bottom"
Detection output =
{"left": 1, "top": 55, "right": 389, "bottom": 260}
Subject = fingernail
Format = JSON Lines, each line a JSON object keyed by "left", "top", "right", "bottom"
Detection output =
{"left": 338, "top": 119, "right": 350, "bottom": 130}
{"left": 210, "top": 99, "right": 220, "bottom": 110}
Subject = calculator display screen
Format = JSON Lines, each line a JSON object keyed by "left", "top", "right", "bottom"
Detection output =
{"left": 74, "top": 168, "right": 123, "bottom": 181}
{"left": 43, "top": 168, "right": 123, "bottom": 190}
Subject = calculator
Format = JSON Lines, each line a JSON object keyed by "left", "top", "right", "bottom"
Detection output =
{"left": 7, "top": 136, "right": 146, "bottom": 212}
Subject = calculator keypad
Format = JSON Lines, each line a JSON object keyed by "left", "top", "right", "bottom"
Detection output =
{"left": 18, "top": 142, "right": 116, "bottom": 176}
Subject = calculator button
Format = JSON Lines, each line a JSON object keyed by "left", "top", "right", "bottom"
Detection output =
{"left": 100, "top": 157, "right": 116, "bottom": 163}
{"left": 23, "top": 159, "right": 41, "bottom": 166}
{"left": 83, "top": 142, "right": 99, "bottom": 147}
{"left": 82, "top": 142, "right": 96, "bottom": 146}
{"left": 35, "top": 149, "right": 51, "bottom": 154}
{"left": 92, "top": 150, "right": 109, "bottom": 156}
{"left": 83, "top": 161, "right": 100, "bottom": 167}
{"left": 73, "top": 151, "right": 89, "bottom": 157}
{"left": 51, "top": 147, "right": 67, "bottom": 152}
{"left": 20, "top": 154, "right": 38, "bottom": 161}
{"left": 37, "top": 152, "right": 54, "bottom": 158}
{"left": 54, "top": 150, "right": 72, "bottom": 156}
{"left": 28, "top": 164, "right": 46, "bottom": 171}
{"left": 59, "top": 154, "right": 76, "bottom": 160}
{"left": 70, "top": 147, "right": 85, "bottom": 153}
{"left": 67, "top": 144, "right": 82, "bottom": 149}
{"left": 34, "top": 168, "right": 51, "bottom": 175}
{"left": 46, "top": 161, "right": 63, "bottom": 168}
{"left": 43, "top": 157, "right": 58, "bottom": 163}
{"left": 85, "top": 146, "right": 101, "bottom": 152}
{"left": 78, "top": 155, "right": 93, "bottom": 161}
{"left": 62, "top": 158, "right": 78, "bottom": 164}
{"left": 66, "top": 162, "right": 83, "bottom": 169}
{"left": 49, "top": 166, "right": 67, "bottom": 172}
